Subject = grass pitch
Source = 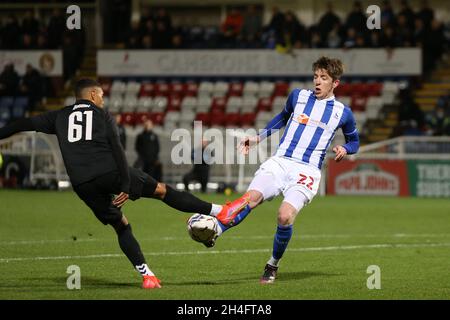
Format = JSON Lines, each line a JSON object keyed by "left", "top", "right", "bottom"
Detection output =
{"left": 0, "top": 189, "right": 449, "bottom": 300}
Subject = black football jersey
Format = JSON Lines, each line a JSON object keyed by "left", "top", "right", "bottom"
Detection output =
{"left": 30, "top": 99, "right": 130, "bottom": 190}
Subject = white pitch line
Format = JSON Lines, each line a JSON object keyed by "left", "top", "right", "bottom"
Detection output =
{"left": 1, "top": 242, "right": 450, "bottom": 263}
{"left": 1, "top": 233, "right": 450, "bottom": 246}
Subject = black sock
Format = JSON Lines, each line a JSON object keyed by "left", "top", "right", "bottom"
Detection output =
{"left": 116, "top": 224, "right": 146, "bottom": 267}
{"left": 162, "top": 185, "right": 212, "bottom": 215}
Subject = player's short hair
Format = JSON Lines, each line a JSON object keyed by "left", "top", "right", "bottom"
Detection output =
{"left": 75, "top": 78, "right": 101, "bottom": 97}
{"left": 312, "top": 56, "right": 344, "bottom": 80}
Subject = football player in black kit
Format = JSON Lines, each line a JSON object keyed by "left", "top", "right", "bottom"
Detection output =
{"left": 0, "top": 79, "right": 249, "bottom": 289}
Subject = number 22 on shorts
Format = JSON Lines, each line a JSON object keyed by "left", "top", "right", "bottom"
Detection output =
{"left": 297, "top": 173, "right": 314, "bottom": 190}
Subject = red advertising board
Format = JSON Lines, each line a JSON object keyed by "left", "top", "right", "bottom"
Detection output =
{"left": 327, "top": 159, "right": 410, "bottom": 196}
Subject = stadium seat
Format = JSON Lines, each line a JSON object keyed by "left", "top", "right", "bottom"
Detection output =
{"left": 185, "top": 82, "right": 199, "bottom": 97}
{"left": 225, "top": 113, "right": 241, "bottom": 127}
{"left": 241, "top": 96, "right": 258, "bottom": 113}
{"left": 350, "top": 94, "right": 368, "bottom": 111}
{"left": 101, "top": 82, "right": 111, "bottom": 96}
{"left": 171, "top": 82, "right": 186, "bottom": 97}
{"left": 125, "top": 81, "right": 141, "bottom": 97}
{"left": 228, "top": 82, "right": 243, "bottom": 96}
{"left": 211, "top": 97, "right": 227, "bottom": 112}
{"left": 167, "top": 95, "right": 182, "bottom": 111}
{"left": 195, "top": 112, "right": 210, "bottom": 126}
{"left": 209, "top": 110, "right": 226, "bottom": 127}
{"left": 335, "top": 83, "right": 352, "bottom": 97}
{"left": 243, "top": 81, "right": 259, "bottom": 97}
{"left": 337, "top": 96, "right": 351, "bottom": 107}
{"left": 150, "top": 112, "right": 165, "bottom": 126}
{"left": 367, "top": 82, "right": 383, "bottom": 96}
{"left": 152, "top": 96, "right": 168, "bottom": 113}
{"left": 196, "top": 96, "right": 212, "bottom": 113}
{"left": 108, "top": 95, "right": 123, "bottom": 113}
{"left": 12, "top": 97, "right": 29, "bottom": 119}
{"left": 165, "top": 111, "right": 181, "bottom": 129}
{"left": 273, "top": 81, "right": 289, "bottom": 97}
{"left": 198, "top": 81, "right": 214, "bottom": 97}
{"left": 180, "top": 109, "right": 196, "bottom": 126}
{"left": 0, "top": 97, "right": 13, "bottom": 122}
{"left": 110, "top": 80, "right": 126, "bottom": 96}
{"left": 226, "top": 96, "right": 242, "bottom": 113}
{"left": 256, "top": 97, "right": 272, "bottom": 112}
{"left": 259, "top": 81, "right": 275, "bottom": 98}
{"left": 289, "top": 81, "right": 306, "bottom": 92}
{"left": 353, "top": 111, "right": 368, "bottom": 130}
{"left": 272, "top": 96, "right": 287, "bottom": 111}
{"left": 136, "top": 97, "right": 153, "bottom": 113}
{"left": 64, "top": 96, "right": 76, "bottom": 106}
{"left": 139, "top": 82, "right": 155, "bottom": 97}
{"left": 240, "top": 113, "right": 256, "bottom": 127}
{"left": 180, "top": 96, "right": 197, "bottom": 111}
{"left": 121, "top": 112, "right": 136, "bottom": 126}
{"left": 212, "top": 81, "right": 229, "bottom": 98}
{"left": 122, "top": 96, "right": 138, "bottom": 113}
{"left": 155, "top": 82, "right": 170, "bottom": 97}
{"left": 135, "top": 112, "right": 152, "bottom": 125}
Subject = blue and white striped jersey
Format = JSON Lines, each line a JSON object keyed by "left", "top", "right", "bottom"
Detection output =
{"left": 261, "top": 88, "right": 359, "bottom": 169}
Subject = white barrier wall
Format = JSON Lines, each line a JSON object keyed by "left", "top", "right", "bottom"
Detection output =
{"left": 0, "top": 50, "right": 63, "bottom": 76}
{"left": 97, "top": 49, "right": 422, "bottom": 77}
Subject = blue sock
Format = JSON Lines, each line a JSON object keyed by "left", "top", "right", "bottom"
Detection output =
{"left": 218, "top": 205, "right": 252, "bottom": 233}
{"left": 272, "top": 224, "right": 293, "bottom": 260}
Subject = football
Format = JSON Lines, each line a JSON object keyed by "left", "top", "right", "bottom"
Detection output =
{"left": 187, "top": 214, "right": 219, "bottom": 244}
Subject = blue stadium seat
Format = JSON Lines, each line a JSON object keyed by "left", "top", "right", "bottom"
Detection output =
{"left": 12, "top": 97, "right": 29, "bottom": 119}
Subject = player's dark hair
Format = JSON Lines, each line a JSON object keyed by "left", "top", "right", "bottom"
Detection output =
{"left": 312, "top": 56, "right": 344, "bottom": 80}
{"left": 74, "top": 78, "right": 101, "bottom": 98}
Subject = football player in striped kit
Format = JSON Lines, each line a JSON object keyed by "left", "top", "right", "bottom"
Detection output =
{"left": 215, "top": 56, "right": 360, "bottom": 284}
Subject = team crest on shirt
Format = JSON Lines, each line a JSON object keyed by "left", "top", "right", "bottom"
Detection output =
{"left": 297, "top": 114, "right": 309, "bottom": 124}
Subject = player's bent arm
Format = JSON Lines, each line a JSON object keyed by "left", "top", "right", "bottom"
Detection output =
{"left": 0, "top": 118, "right": 35, "bottom": 139}
{"left": 340, "top": 108, "right": 360, "bottom": 155}
{"left": 258, "top": 88, "right": 298, "bottom": 141}
{"left": 106, "top": 114, "right": 131, "bottom": 193}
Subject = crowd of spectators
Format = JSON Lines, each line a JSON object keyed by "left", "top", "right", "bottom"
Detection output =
{"left": 0, "top": 63, "right": 44, "bottom": 112}
{"left": 397, "top": 88, "right": 450, "bottom": 137}
{"left": 0, "top": 9, "right": 85, "bottom": 80}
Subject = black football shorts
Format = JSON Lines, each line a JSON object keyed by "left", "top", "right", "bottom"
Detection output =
{"left": 73, "top": 167, "right": 158, "bottom": 225}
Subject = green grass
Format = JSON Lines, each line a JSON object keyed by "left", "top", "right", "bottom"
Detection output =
{"left": 0, "top": 189, "right": 449, "bottom": 300}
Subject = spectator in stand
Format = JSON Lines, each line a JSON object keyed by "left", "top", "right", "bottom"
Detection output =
{"left": 141, "top": 35, "right": 153, "bottom": 49}
{"left": 355, "top": 34, "right": 366, "bottom": 48}
{"left": 241, "top": 5, "right": 262, "bottom": 48}
{"left": 171, "top": 33, "right": 185, "bottom": 49}
{"left": 62, "top": 35, "right": 78, "bottom": 81}
{"left": 115, "top": 114, "right": 127, "bottom": 150}
{"left": 345, "top": 1, "right": 367, "bottom": 33}
{"left": 417, "top": 0, "right": 434, "bottom": 30}
{"left": 134, "top": 120, "right": 161, "bottom": 181}
{"left": 20, "top": 64, "right": 43, "bottom": 112}
{"left": 183, "top": 139, "right": 211, "bottom": 194}
{"left": 318, "top": 2, "right": 341, "bottom": 42}
{"left": 283, "top": 11, "right": 307, "bottom": 49}
{"left": 398, "top": 0, "right": 416, "bottom": 30}
{"left": 47, "top": 8, "right": 66, "bottom": 48}
{"left": 343, "top": 28, "right": 357, "bottom": 49}
{"left": 21, "top": 10, "right": 39, "bottom": 38}
{"left": 380, "top": 26, "right": 398, "bottom": 48}
{"left": 397, "top": 14, "right": 414, "bottom": 47}
{"left": 155, "top": 8, "right": 172, "bottom": 31}
{"left": 381, "top": 0, "right": 396, "bottom": 28}
{"left": 153, "top": 20, "right": 172, "bottom": 49}
{"left": 139, "top": 6, "right": 154, "bottom": 32}
{"left": 0, "top": 63, "right": 20, "bottom": 96}
{"left": 21, "top": 33, "right": 35, "bottom": 49}
{"left": 425, "top": 19, "right": 445, "bottom": 68}
{"left": 2, "top": 15, "right": 21, "bottom": 49}
{"left": 369, "top": 30, "right": 382, "bottom": 48}
{"left": 126, "top": 20, "right": 142, "bottom": 49}
{"left": 398, "top": 88, "right": 425, "bottom": 135}
{"left": 221, "top": 7, "right": 243, "bottom": 47}
{"left": 326, "top": 22, "right": 342, "bottom": 48}
{"left": 309, "top": 29, "right": 323, "bottom": 48}
{"left": 36, "top": 33, "right": 48, "bottom": 49}
{"left": 425, "top": 105, "right": 450, "bottom": 136}
{"left": 266, "top": 6, "right": 285, "bottom": 44}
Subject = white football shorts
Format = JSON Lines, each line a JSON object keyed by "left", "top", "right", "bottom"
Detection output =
{"left": 247, "top": 156, "right": 321, "bottom": 210}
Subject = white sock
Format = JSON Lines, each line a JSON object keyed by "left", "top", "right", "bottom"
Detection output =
{"left": 210, "top": 204, "right": 223, "bottom": 216}
{"left": 267, "top": 257, "right": 280, "bottom": 267}
{"left": 136, "top": 263, "right": 154, "bottom": 276}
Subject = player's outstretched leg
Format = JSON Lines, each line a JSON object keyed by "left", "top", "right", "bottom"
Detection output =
{"left": 260, "top": 191, "right": 307, "bottom": 284}
{"left": 112, "top": 217, "right": 161, "bottom": 289}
